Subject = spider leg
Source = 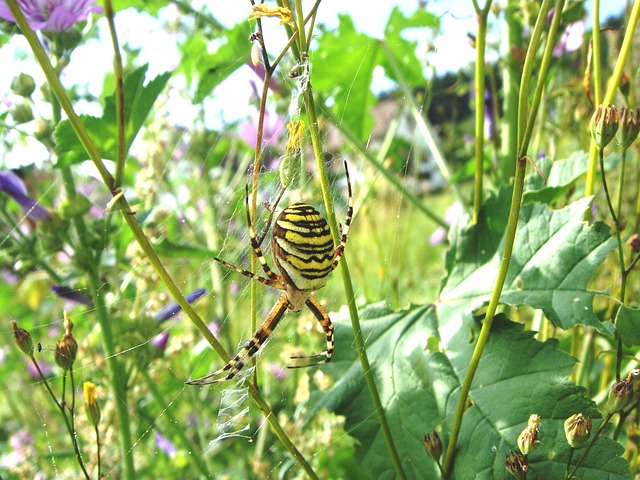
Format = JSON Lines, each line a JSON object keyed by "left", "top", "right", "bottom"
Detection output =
{"left": 243, "top": 185, "right": 281, "bottom": 281}
{"left": 214, "top": 256, "right": 285, "bottom": 290}
{"left": 186, "top": 294, "right": 290, "bottom": 385}
{"left": 288, "top": 295, "right": 334, "bottom": 369}
{"left": 330, "top": 159, "right": 353, "bottom": 271}
{"left": 256, "top": 185, "right": 287, "bottom": 247}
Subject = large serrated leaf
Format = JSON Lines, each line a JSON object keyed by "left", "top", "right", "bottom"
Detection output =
{"left": 439, "top": 188, "right": 617, "bottom": 348}
{"left": 312, "top": 308, "right": 630, "bottom": 479}
{"left": 55, "top": 65, "right": 171, "bottom": 166}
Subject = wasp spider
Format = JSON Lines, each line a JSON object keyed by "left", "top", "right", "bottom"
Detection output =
{"left": 188, "top": 161, "right": 353, "bottom": 385}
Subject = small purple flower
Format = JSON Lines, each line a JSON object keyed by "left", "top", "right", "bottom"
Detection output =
{"left": 27, "top": 358, "right": 53, "bottom": 378}
{"left": 0, "top": 171, "right": 50, "bottom": 221}
{"left": 151, "top": 331, "right": 170, "bottom": 354}
{"left": 153, "top": 288, "right": 206, "bottom": 323}
{"left": 51, "top": 285, "right": 93, "bottom": 306}
{"left": 0, "top": 0, "right": 102, "bottom": 32}
{"left": 484, "top": 90, "right": 496, "bottom": 141}
{"left": 155, "top": 432, "right": 177, "bottom": 458}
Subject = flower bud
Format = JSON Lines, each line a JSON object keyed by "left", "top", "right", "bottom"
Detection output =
{"left": 626, "top": 369, "right": 640, "bottom": 394}
{"left": 11, "top": 73, "right": 36, "bottom": 97}
{"left": 619, "top": 71, "right": 630, "bottom": 99}
{"left": 11, "top": 103, "right": 34, "bottom": 124}
{"left": 11, "top": 320, "right": 34, "bottom": 356}
{"left": 424, "top": 431, "right": 443, "bottom": 461}
{"left": 517, "top": 414, "right": 541, "bottom": 455}
{"left": 628, "top": 234, "right": 640, "bottom": 253}
{"left": 591, "top": 104, "right": 619, "bottom": 150}
{"left": 505, "top": 451, "right": 528, "bottom": 479}
{"left": 54, "top": 312, "right": 77, "bottom": 372}
{"left": 564, "top": 413, "right": 591, "bottom": 448}
{"left": 617, "top": 107, "right": 640, "bottom": 149}
{"left": 605, "top": 380, "right": 633, "bottom": 414}
{"left": 83, "top": 381, "right": 101, "bottom": 427}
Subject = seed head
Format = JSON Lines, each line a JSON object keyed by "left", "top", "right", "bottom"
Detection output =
{"left": 424, "top": 431, "right": 443, "bottom": 461}
{"left": 517, "top": 414, "right": 541, "bottom": 455}
{"left": 505, "top": 451, "right": 528, "bottom": 479}
{"left": 55, "top": 312, "right": 77, "bottom": 372}
{"left": 605, "top": 380, "right": 633, "bottom": 415}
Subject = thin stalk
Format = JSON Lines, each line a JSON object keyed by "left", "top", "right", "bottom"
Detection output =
{"left": 104, "top": 0, "right": 126, "bottom": 188}
{"left": 10, "top": 3, "right": 320, "bottom": 477}
{"left": 304, "top": 85, "right": 407, "bottom": 480}
{"left": 472, "top": 2, "right": 493, "bottom": 223}
{"left": 566, "top": 414, "right": 613, "bottom": 479}
{"left": 381, "top": 42, "right": 464, "bottom": 208}
{"left": 322, "top": 107, "right": 447, "bottom": 228}
{"left": 598, "top": 147, "right": 627, "bottom": 380}
{"left": 140, "top": 370, "right": 211, "bottom": 478}
{"left": 29, "top": 357, "right": 90, "bottom": 479}
{"left": 441, "top": 0, "right": 560, "bottom": 477}
{"left": 585, "top": 0, "right": 640, "bottom": 197}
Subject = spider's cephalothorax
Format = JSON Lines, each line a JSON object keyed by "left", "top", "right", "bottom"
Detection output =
{"left": 187, "top": 161, "right": 353, "bottom": 386}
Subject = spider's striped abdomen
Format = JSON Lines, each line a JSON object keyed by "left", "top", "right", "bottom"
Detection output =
{"left": 272, "top": 203, "right": 334, "bottom": 292}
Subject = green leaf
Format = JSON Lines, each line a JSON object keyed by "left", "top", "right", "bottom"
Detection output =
{"left": 380, "top": 6, "right": 439, "bottom": 88}
{"left": 616, "top": 305, "right": 640, "bottom": 347}
{"left": 190, "top": 22, "right": 249, "bottom": 103}
{"left": 524, "top": 151, "right": 620, "bottom": 204}
{"left": 439, "top": 188, "right": 616, "bottom": 340}
{"left": 55, "top": 65, "right": 171, "bottom": 166}
{"left": 312, "top": 15, "right": 378, "bottom": 141}
{"left": 314, "top": 308, "right": 630, "bottom": 479}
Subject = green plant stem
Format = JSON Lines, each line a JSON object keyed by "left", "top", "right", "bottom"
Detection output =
{"left": 140, "top": 370, "right": 211, "bottom": 478}
{"left": 472, "top": 1, "right": 493, "bottom": 223}
{"left": 566, "top": 413, "right": 613, "bottom": 479}
{"left": 104, "top": 0, "right": 126, "bottom": 188}
{"left": 9, "top": 3, "right": 318, "bottom": 477}
{"left": 565, "top": 447, "right": 575, "bottom": 479}
{"left": 441, "top": 0, "right": 561, "bottom": 477}
{"left": 381, "top": 42, "right": 463, "bottom": 209}
{"left": 5, "top": 1, "right": 136, "bottom": 475}
{"left": 585, "top": 0, "right": 640, "bottom": 197}
{"left": 30, "top": 357, "right": 90, "bottom": 480}
{"left": 303, "top": 82, "right": 407, "bottom": 480}
{"left": 95, "top": 425, "right": 101, "bottom": 478}
{"left": 322, "top": 107, "right": 447, "bottom": 228}
{"left": 598, "top": 147, "right": 627, "bottom": 381}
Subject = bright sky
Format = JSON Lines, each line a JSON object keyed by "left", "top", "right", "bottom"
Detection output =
{"left": 0, "top": 1, "right": 627, "bottom": 166}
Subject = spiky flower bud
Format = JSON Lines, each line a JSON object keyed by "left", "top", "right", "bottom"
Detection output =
{"left": 10, "top": 320, "right": 33, "bottom": 356}
{"left": 55, "top": 312, "right": 77, "bottom": 372}
{"left": 605, "top": 380, "right": 633, "bottom": 415}
{"left": 517, "top": 414, "right": 541, "bottom": 455}
{"left": 617, "top": 107, "right": 640, "bottom": 149}
{"left": 591, "top": 104, "right": 619, "bottom": 150}
{"left": 564, "top": 413, "right": 592, "bottom": 448}
{"left": 505, "top": 451, "right": 528, "bottom": 479}
{"left": 424, "top": 431, "right": 443, "bottom": 461}
{"left": 83, "top": 382, "right": 101, "bottom": 427}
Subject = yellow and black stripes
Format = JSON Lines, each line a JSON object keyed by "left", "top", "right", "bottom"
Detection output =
{"left": 272, "top": 204, "right": 335, "bottom": 292}
{"left": 187, "top": 160, "right": 353, "bottom": 386}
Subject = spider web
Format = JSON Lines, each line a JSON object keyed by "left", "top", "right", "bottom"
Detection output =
{"left": 0, "top": 3, "right": 452, "bottom": 479}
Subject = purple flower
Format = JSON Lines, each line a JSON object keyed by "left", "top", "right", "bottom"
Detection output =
{"left": 153, "top": 288, "right": 206, "bottom": 323}
{"left": 0, "top": 0, "right": 102, "bottom": 32}
{"left": 554, "top": 21, "right": 585, "bottom": 57}
{"left": 51, "top": 285, "right": 93, "bottom": 306}
{"left": 238, "top": 110, "right": 285, "bottom": 149}
{"left": 151, "top": 331, "right": 170, "bottom": 354}
{"left": 155, "top": 432, "right": 177, "bottom": 458}
{"left": 0, "top": 171, "right": 50, "bottom": 221}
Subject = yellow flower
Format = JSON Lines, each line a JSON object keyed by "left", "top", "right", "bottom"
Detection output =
{"left": 249, "top": 5, "right": 293, "bottom": 25}
{"left": 83, "top": 382, "right": 101, "bottom": 427}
